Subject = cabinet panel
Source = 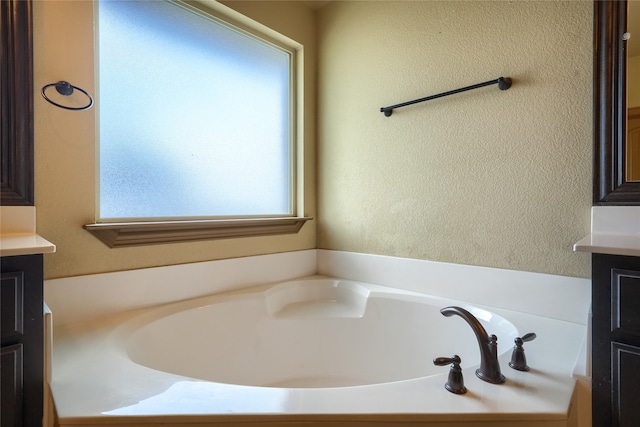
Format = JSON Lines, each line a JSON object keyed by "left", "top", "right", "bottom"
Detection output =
{"left": 611, "top": 269, "right": 640, "bottom": 337}
{"left": 612, "top": 342, "right": 640, "bottom": 427}
{"left": 0, "top": 255, "right": 43, "bottom": 427}
{"left": 1, "top": 271, "right": 24, "bottom": 341}
{"left": 592, "top": 254, "right": 640, "bottom": 427}
{"left": 1, "top": 344, "right": 24, "bottom": 427}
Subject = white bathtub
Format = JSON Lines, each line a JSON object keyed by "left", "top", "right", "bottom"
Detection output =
{"left": 125, "top": 279, "right": 517, "bottom": 388}
{"left": 50, "top": 276, "right": 585, "bottom": 427}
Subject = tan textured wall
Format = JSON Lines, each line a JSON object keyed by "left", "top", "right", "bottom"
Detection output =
{"left": 317, "top": 1, "right": 593, "bottom": 278}
{"left": 34, "top": 0, "right": 316, "bottom": 279}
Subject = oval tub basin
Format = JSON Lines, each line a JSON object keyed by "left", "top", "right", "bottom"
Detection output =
{"left": 124, "top": 279, "right": 518, "bottom": 388}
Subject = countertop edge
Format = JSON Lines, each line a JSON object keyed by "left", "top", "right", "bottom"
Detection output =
{"left": 1, "top": 233, "right": 57, "bottom": 257}
{"left": 573, "top": 233, "right": 640, "bottom": 257}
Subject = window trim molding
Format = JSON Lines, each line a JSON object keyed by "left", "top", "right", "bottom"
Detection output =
{"left": 84, "top": 217, "right": 312, "bottom": 248}
{"left": 87, "top": 0, "right": 309, "bottom": 248}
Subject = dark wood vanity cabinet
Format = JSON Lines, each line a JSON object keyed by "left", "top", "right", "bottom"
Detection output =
{"left": 1, "top": 0, "right": 45, "bottom": 423}
{"left": 1, "top": 254, "right": 44, "bottom": 427}
{"left": 592, "top": 254, "right": 640, "bottom": 427}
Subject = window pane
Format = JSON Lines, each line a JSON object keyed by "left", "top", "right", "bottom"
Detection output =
{"left": 98, "top": 0, "right": 292, "bottom": 220}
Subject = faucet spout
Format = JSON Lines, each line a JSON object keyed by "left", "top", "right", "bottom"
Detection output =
{"left": 440, "top": 306, "right": 505, "bottom": 384}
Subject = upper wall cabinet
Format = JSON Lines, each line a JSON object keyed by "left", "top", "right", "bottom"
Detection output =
{"left": 594, "top": 0, "right": 640, "bottom": 204}
{"left": 1, "top": 0, "right": 34, "bottom": 206}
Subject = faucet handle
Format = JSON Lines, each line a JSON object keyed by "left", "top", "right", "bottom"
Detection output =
{"left": 509, "top": 332, "right": 536, "bottom": 371}
{"left": 433, "top": 355, "right": 459, "bottom": 366}
{"left": 433, "top": 355, "right": 467, "bottom": 394}
{"left": 519, "top": 332, "right": 537, "bottom": 343}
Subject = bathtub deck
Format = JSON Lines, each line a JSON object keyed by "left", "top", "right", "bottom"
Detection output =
{"left": 49, "top": 281, "right": 586, "bottom": 427}
{"left": 54, "top": 414, "right": 576, "bottom": 427}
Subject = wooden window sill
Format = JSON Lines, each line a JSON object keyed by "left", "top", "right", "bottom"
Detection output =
{"left": 84, "top": 217, "right": 312, "bottom": 248}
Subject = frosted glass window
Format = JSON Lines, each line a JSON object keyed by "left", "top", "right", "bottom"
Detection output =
{"left": 98, "top": 0, "right": 293, "bottom": 220}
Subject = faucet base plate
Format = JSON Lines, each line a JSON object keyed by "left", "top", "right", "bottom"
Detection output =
{"left": 476, "top": 369, "right": 505, "bottom": 384}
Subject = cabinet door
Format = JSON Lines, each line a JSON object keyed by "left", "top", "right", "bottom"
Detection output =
{"left": 1, "top": 344, "right": 24, "bottom": 427}
{"left": 612, "top": 342, "right": 640, "bottom": 427}
{"left": 592, "top": 254, "right": 640, "bottom": 427}
{"left": 1, "top": 271, "right": 24, "bottom": 343}
{"left": 0, "top": 255, "right": 43, "bottom": 427}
